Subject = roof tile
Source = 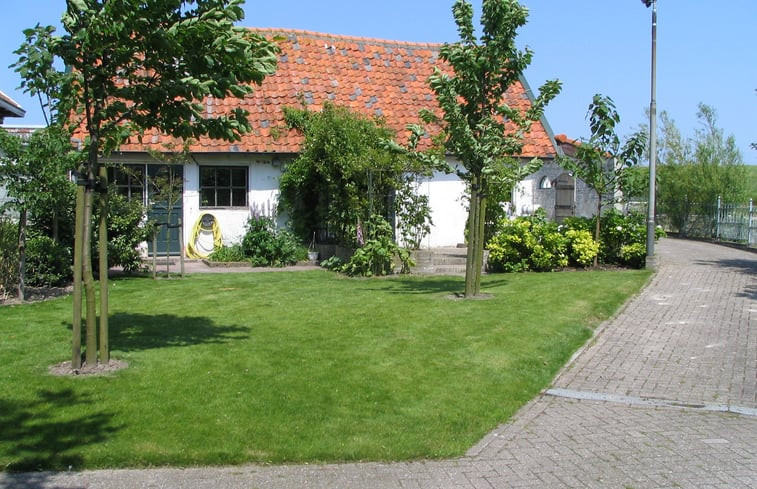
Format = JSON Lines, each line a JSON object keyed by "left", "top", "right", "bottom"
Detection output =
{"left": 115, "top": 29, "right": 556, "bottom": 158}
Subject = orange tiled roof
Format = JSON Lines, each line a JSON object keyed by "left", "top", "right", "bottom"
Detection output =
{"left": 555, "top": 133, "right": 579, "bottom": 157}
{"left": 117, "top": 29, "right": 557, "bottom": 158}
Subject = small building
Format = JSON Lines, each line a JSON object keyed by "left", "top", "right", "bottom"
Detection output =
{"left": 513, "top": 134, "right": 616, "bottom": 222}
{"left": 105, "top": 29, "right": 562, "bottom": 255}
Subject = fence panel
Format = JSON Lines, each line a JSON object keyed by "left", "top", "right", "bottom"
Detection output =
{"left": 659, "top": 199, "right": 755, "bottom": 249}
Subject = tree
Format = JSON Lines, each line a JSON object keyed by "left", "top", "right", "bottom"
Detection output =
{"left": 425, "top": 0, "right": 561, "bottom": 297}
{"left": 13, "top": 0, "right": 279, "bottom": 368}
{"left": 0, "top": 126, "right": 78, "bottom": 299}
{"left": 279, "top": 103, "right": 433, "bottom": 248}
{"left": 656, "top": 104, "right": 747, "bottom": 235}
{"left": 558, "top": 95, "right": 647, "bottom": 266}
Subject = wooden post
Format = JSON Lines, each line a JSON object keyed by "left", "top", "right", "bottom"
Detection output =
{"left": 83, "top": 188, "right": 98, "bottom": 368}
{"left": 179, "top": 218, "right": 185, "bottom": 278}
{"left": 98, "top": 166, "right": 109, "bottom": 364}
{"left": 72, "top": 184, "right": 85, "bottom": 370}
{"left": 165, "top": 222, "right": 171, "bottom": 279}
{"left": 16, "top": 208, "right": 26, "bottom": 301}
{"left": 152, "top": 230, "right": 157, "bottom": 280}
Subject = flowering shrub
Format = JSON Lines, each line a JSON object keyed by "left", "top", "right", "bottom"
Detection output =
{"left": 341, "top": 215, "right": 413, "bottom": 277}
{"left": 487, "top": 211, "right": 569, "bottom": 272}
{"left": 619, "top": 242, "right": 646, "bottom": 269}
{"left": 596, "top": 209, "right": 644, "bottom": 263}
{"left": 487, "top": 208, "right": 662, "bottom": 272}
{"left": 565, "top": 229, "right": 599, "bottom": 267}
{"left": 597, "top": 210, "right": 665, "bottom": 267}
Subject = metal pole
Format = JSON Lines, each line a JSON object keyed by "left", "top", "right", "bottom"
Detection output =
{"left": 645, "top": 0, "right": 658, "bottom": 258}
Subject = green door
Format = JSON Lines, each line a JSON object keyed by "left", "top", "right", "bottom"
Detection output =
{"left": 147, "top": 165, "right": 184, "bottom": 255}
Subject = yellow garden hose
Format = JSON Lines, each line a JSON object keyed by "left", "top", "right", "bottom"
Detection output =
{"left": 186, "top": 213, "right": 223, "bottom": 259}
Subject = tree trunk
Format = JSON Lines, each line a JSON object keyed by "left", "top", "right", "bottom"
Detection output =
{"left": 166, "top": 210, "right": 171, "bottom": 278}
{"left": 82, "top": 186, "right": 98, "bottom": 367}
{"left": 465, "top": 176, "right": 485, "bottom": 298}
{"left": 72, "top": 183, "right": 85, "bottom": 370}
{"left": 464, "top": 184, "right": 478, "bottom": 298}
{"left": 475, "top": 191, "right": 487, "bottom": 294}
{"left": 594, "top": 195, "right": 601, "bottom": 267}
{"left": 16, "top": 208, "right": 26, "bottom": 301}
{"left": 98, "top": 165, "right": 109, "bottom": 364}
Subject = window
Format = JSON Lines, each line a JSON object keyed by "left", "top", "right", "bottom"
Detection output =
{"left": 539, "top": 176, "right": 552, "bottom": 189}
{"left": 200, "top": 166, "right": 248, "bottom": 208}
{"left": 109, "top": 165, "right": 146, "bottom": 202}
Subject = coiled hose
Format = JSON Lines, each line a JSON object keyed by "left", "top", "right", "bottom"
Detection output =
{"left": 186, "top": 213, "right": 223, "bottom": 259}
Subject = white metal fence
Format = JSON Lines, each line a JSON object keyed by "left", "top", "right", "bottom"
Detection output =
{"left": 714, "top": 198, "right": 756, "bottom": 248}
{"left": 656, "top": 198, "right": 756, "bottom": 249}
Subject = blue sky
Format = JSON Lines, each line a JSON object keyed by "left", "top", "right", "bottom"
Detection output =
{"left": 1, "top": 1, "right": 755, "bottom": 163}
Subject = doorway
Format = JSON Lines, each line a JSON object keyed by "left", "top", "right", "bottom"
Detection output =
{"left": 554, "top": 173, "right": 575, "bottom": 222}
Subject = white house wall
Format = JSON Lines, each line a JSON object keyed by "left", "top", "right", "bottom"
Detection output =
{"left": 414, "top": 158, "right": 469, "bottom": 248}
{"left": 114, "top": 152, "right": 585, "bottom": 256}
{"left": 183, "top": 155, "right": 288, "bottom": 250}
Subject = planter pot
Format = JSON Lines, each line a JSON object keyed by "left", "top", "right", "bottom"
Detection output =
{"left": 307, "top": 251, "right": 319, "bottom": 262}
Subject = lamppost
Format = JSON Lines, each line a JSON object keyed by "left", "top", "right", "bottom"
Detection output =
{"left": 643, "top": 0, "right": 657, "bottom": 259}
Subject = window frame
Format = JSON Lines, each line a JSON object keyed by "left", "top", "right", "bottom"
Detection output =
{"left": 108, "top": 164, "right": 147, "bottom": 204}
{"left": 199, "top": 165, "right": 249, "bottom": 209}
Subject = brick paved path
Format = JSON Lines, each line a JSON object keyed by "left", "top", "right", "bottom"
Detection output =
{"left": 3, "top": 239, "right": 756, "bottom": 488}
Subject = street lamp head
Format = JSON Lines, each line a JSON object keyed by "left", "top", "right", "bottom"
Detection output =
{"left": 641, "top": 0, "right": 653, "bottom": 7}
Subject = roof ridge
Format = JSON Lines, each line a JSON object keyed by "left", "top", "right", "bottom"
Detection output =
{"left": 246, "top": 27, "right": 443, "bottom": 49}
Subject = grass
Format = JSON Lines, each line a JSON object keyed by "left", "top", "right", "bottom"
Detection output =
{"left": 0, "top": 269, "right": 650, "bottom": 471}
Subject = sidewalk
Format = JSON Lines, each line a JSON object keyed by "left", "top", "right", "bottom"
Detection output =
{"left": 3, "top": 238, "right": 756, "bottom": 488}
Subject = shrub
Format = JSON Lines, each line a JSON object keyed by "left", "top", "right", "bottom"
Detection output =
{"left": 598, "top": 210, "right": 647, "bottom": 264}
{"left": 319, "top": 255, "right": 343, "bottom": 271}
{"left": 487, "top": 212, "right": 568, "bottom": 273}
{"left": 488, "top": 209, "right": 661, "bottom": 272}
{"left": 561, "top": 210, "right": 657, "bottom": 268}
{"left": 619, "top": 242, "right": 647, "bottom": 269}
{"left": 25, "top": 235, "right": 71, "bottom": 287}
{"left": 564, "top": 229, "right": 599, "bottom": 267}
{"left": 208, "top": 244, "right": 246, "bottom": 262}
{"left": 241, "top": 216, "right": 306, "bottom": 267}
{"left": 341, "top": 215, "right": 413, "bottom": 277}
{"left": 94, "top": 191, "right": 151, "bottom": 273}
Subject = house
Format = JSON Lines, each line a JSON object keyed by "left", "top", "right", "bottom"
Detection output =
{"left": 102, "top": 28, "right": 567, "bottom": 256}
{"left": 512, "top": 134, "right": 605, "bottom": 222}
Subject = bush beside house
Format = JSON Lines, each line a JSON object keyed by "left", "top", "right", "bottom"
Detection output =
{"left": 487, "top": 209, "right": 664, "bottom": 272}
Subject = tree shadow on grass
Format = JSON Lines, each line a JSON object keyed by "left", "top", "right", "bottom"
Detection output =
{"left": 0, "top": 388, "right": 120, "bottom": 475}
{"left": 108, "top": 313, "right": 250, "bottom": 353}
{"left": 352, "top": 276, "right": 511, "bottom": 296}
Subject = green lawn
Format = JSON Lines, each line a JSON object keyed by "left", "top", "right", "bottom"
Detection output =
{"left": 0, "top": 269, "right": 650, "bottom": 471}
